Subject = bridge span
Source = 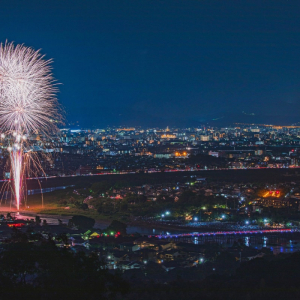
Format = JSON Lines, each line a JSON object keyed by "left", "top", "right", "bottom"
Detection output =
{"left": 150, "top": 228, "right": 298, "bottom": 239}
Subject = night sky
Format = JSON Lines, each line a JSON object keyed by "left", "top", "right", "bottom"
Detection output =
{"left": 2, "top": 0, "right": 300, "bottom": 127}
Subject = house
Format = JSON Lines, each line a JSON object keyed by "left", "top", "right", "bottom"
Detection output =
{"left": 205, "top": 189, "right": 213, "bottom": 196}
{"left": 162, "top": 261, "right": 179, "bottom": 272}
{"left": 70, "top": 244, "right": 90, "bottom": 254}
{"left": 107, "top": 250, "right": 129, "bottom": 264}
{"left": 159, "top": 249, "right": 183, "bottom": 261}
{"left": 228, "top": 248, "right": 265, "bottom": 262}
{"left": 130, "top": 248, "right": 157, "bottom": 263}
{"left": 119, "top": 261, "right": 143, "bottom": 271}
{"left": 133, "top": 237, "right": 174, "bottom": 251}
{"left": 243, "top": 250, "right": 265, "bottom": 261}
{"left": 71, "top": 236, "right": 86, "bottom": 246}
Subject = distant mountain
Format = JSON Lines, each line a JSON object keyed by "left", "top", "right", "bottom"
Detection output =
{"left": 66, "top": 106, "right": 300, "bottom": 128}
{"left": 207, "top": 113, "right": 300, "bottom": 127}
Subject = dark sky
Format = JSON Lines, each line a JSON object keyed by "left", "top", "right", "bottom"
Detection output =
{"left": 2, "top": 0, "right": 300, "bottom": 127}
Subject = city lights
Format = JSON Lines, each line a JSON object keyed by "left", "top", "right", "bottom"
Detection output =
{"left": 0, "top": 2, "right": 299, "bottom": 298}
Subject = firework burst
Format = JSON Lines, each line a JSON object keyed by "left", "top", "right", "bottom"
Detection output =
{"left": 0, "top": 41, "right": 61, "bottom": 210}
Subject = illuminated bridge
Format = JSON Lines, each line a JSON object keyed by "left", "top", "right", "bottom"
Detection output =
{"left": 150, "top": 228, "right": 298, "bottom": 239}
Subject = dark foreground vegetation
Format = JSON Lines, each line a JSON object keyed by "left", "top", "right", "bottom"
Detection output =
{"left": 0, "top": 228, "right": 128, "bottom": 300}
{"left": 127, "top": 254, "right": 300, "bottom": 300}
{"left": 1, "top": 228, "right": 300, "bottom": 300}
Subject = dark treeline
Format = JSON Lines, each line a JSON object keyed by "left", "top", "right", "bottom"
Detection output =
{"left": 16, "top": 168, "right": 300, "bottom": 191}
{"left": 125, "top": 253, "right": 300, "bottom": 300}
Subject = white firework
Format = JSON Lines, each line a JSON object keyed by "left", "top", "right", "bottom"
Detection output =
{"left": 0, "top": 42, "right": 60, "bottom": 134}
{"left": 0, "top": 41, "right": 61, "bottom": 210}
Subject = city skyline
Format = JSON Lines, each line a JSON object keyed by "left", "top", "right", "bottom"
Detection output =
{"left": 1, "top": 2, "right": 300, "bottom": 299}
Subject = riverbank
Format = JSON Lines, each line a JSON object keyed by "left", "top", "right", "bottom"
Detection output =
{"left": 128, "top": 220, "right": 232, "bottom": 233}
{"left": 0, "top": 205, "right": 199, "bottom": 233}
{"left": 128, "top": 220, "right": 201, "bottom": 233}
{"left": 0, "top": 203, "right": 125, "bottom": 225}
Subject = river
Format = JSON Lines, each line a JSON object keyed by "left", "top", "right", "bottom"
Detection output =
{"left": 11, "top": 212, "right": 157, "bottom": 235}
{"left": 8, "top": 212, "right": 300, "bottom": 254}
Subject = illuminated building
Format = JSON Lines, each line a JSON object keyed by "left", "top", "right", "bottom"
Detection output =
{"left": 256, "top": 197, "right": 300, "bottom": 210}
{"left": 174, "top": 151, "right": 188, "bottom": 158}
{"left": 199, "top": 135, "right": 210, "bottom": 141}
{"left": 161, "top": 134, "right": 176, "bottom": 139}
{"left": 154, "top": 153, "right": 172, "bottom": 159}
{"left": 117, "top": 128, "right": 135, "bottom": 131}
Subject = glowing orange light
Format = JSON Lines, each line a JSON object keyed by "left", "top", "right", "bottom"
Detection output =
{"left": 7, "top": 223, "right": 24, "bottom": 227}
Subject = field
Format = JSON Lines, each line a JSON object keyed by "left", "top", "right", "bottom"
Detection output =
{"left": 1, "top": 168, "right": 299, "bottom": 221}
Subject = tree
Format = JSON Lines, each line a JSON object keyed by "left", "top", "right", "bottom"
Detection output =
{"left": 107, "top": 220, "right": 127, "bottom": 235}
{"left": 216, "top": 251, "right": 237, "bottom": 269}
{"left": 81, "top": 203, "right": 88, "bottom": 210}
{"left": 0, "top": 237, "right": 130, "bottom": 299}
{"left": 35, "top": 215, "right": 41, "bottom": 225}
{"left": 120, "top": 200, "right": 128, "bottom": 212}
{"left": 97, "top": 202, "right": 103, "bottom": 214}
{"left": 71, "top": 215, "right": 95, "bottom": 230}
{"left": 178, "top": 190, "right": 197, "bottom": 205}
{"left": 56, "top": 233, "right": 69, "bottom": 245}
{"left": 156, "top": 194, "right": 173, "bottom": 203}
{"left": 0, "top": 242, "right": 37, "bottom": 284}
{"left": 90, "top": 181, "right": 111, "bottom": 196}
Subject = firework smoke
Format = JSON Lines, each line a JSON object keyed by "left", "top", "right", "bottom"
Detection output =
{"left": 0, "top": 42, "right": 61, "bottom": 210}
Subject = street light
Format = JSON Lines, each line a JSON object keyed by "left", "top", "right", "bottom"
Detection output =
{"left": 194, "top": 217, "right": 198, "bottom": 222}
{"left": 165, "top": 211, "right": 170, "bottom": 215}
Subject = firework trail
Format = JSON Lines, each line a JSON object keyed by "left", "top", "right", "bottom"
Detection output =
{"left": 0, "top": 42, "right": 61, "bottom": 210}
